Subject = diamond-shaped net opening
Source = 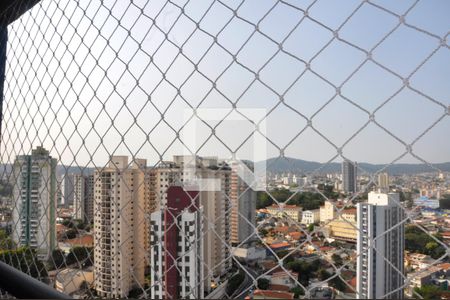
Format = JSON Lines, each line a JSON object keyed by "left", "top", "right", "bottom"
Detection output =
{"left": 0, "top": 0, "right": 449, "bottom": 299}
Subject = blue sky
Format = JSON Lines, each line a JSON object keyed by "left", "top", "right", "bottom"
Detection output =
{"left": 2, "top": 0, "right": 450, "bottom": 167}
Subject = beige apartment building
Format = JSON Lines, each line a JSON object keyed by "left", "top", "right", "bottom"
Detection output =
{"left": 266, "top": 203, "right": 302, "bottom": 222}
{"left": 324, "top": 208, "right": 357, "bottom": 242}
{"left": 93, "top": 156, "right": 149, "bottom": 298}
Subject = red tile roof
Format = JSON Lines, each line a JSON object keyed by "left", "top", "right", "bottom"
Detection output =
{"left": 274, "top": 226, "right": 289, "bottom": 234}
{"left": 269, "top": 284, "right": 291, "bottom": 292}
{"left": 248, "top": 290, "right": 294, "bottom": 299}
{"left": 288, "top": 231, "right": 304, "bottom": 240}
{"left": 270, "top": 242, "right": 290, "bottom": 249}
{"left": 437, "top": 263, "right": 450, "bottom": 271}
{"left": 342, "top": 208, "right": 357, "bottom": 215}
{"left": 66, "top": 234, "right": 93, "bottom": 247}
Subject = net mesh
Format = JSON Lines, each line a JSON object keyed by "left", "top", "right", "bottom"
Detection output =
{"left": 0, "top": 0, "right": 449, "bottom": 299}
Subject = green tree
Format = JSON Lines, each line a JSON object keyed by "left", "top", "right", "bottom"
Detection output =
{"left": 66, "top": 246, "right": 93, "bottom": 266}
{"left": 329, "top": 276, "right": 347, "bottom": 292}
{"left": 226, "top": 271, "right": 245, "bottom": 296}
{"left": 257, "top": 278, "right": 270, "bottom": 290}
{"left": 61, "top": 219, "right": 74, "bottom": 228}
{"left": 64, "top": 228, "right": 78, "bottom": 239}
{"left": 0, "top": 229, "right": 15, "bottom": 250}
{"left": 256, "top": 192, "right": 273, "bottom": 209}
{"left": 414, "top": 285, "right": 442, "bottom": 300}
{"left": 331, "top": 254, "right": 343, "bottom": 267}
{"left": 287, "top": 259, "right": 321, "bottom": 287}
{"left": 405, "top": 226, "right": 446, "bottom": 259}
{"left": 0, "top": 247, "right": 47, "bottom": 279}
{"left": 317, "top": 268, "right": 331, "bottom": 281}
{"left": 259, "top": 228, "right": 268, "bottom": 236}
{"left": 48, "top": 249, "right": 66, "bottom": 270}
{"left": 290, "top": 286, "right": 304, "bottom": 298}
{"left": 307, "top": 224, "right": 315, "bottom": 232}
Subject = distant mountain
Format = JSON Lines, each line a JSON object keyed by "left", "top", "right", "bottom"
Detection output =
{"left": 1, "top": 158, "right": 449, "bottom": 178}
{"left": 257, "top": 157, "right": 450, "bottom": 175}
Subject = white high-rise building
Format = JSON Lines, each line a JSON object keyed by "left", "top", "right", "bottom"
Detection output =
{"left": 150, "top": 186, "right": 204, "bottom": 299}
{"left": 93, "top": 156, "right": 148, "bottom": 298}
{"left": 12, "top": 146, "right": 57, "bottom": 259}
{"left": 357, "top": 191, "right": 405, "bottom": 299}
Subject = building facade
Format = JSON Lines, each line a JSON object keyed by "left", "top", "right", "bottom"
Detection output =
{"left": 356, "top": 192, "right": 405, "bottom": 299}
{"left": 84, "top": 174, "right": 95, "bottom": 224}
{"left": 93, "top": 156, "right": 148, "bottom": 298}
{"left": 342, "top": 160, "right": 357, "bottom": 193}
{"left": 155, "top": 156, "right": 233, "bottom": 290}
{"left": 61, "top": 173, "right": 75, "bottom": 207}
{"left": 377, "top": 173, "right": 389, "bottom": 192}
{"left": 266, "top": 204, "right": 302, "bottom": 222}
{"left": 72, "top": 174, "right": 85, "bottom": 221}
{"left": 320, "top": 200, "right": 336, "bottom": 223}
{"left": 230, "top": 161, "right": 256, "bottom": 245}
{"left": 325, "top": 208, "right": 357, "bottom": 242}
{"left": 301, "top": 209, "right": 320, "bottom": 225}
{"left": 12, "top": 146, "right": 57, "bottom": 259}
{"left": 150, "top": 186, "right": 204, "bottom": 299}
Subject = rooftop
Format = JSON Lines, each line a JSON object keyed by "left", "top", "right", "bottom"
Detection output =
{"left": 66, "top": 234, "right": 93, "bottom": 247}
{"left": 248, "top": 289, "right": 294, "bottom": 299}
{"left": 270, "top": 242, "right": 290, "bottom": 249}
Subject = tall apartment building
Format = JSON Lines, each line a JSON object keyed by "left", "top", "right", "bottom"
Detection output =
{"left": 342, "top": 160, "right": 357, "bottom": 193}
{"left": 151, "top": 155, "right": 232, "bottom": 291}
{"left": 320, "top": 201, "right": 334, "bottom": 223}
{"left": 61, "top": 173, "right": 75, "bottom": 206}
{"left": 150, "top": 186, "right": 204, "bottom": 299}
{"left": 148, "top": 161, "right": 181, "bottom": 210}
{"left": 356, "top": 192, "right": 405, "bottom": 299}
{"left": 174, "top": 155, "right": 233, "bottom": 288}
{"left": 377, "top": 172, "right": 390, "bottom": 192}
{"left": 85, "top": 174, "right": 95, "bottom": 224}
{"left": 230, "top": 161, "right": 256, "bottom": 245}
{"left": 93, "top": 156, "right": 148, "bottom": 298}
{"left": 12, "top": 146, "right": 57, "bottom": 259}
{"left": 71, "top": 173, "right": 95, "bottom": 223}
{"left": 72, "top": 174, "right": 85, "bottom": 220}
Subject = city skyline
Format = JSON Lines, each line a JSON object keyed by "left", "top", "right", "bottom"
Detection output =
{"left": 2, "top": 0, "right": 449, "bottom": 168}
{"left": 1, "top": 0, "right": 449, "bottom": 299}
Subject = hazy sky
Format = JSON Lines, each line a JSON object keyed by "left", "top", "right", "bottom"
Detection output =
{"left": 2, "top": 0, "right": 449, "bottom": 168}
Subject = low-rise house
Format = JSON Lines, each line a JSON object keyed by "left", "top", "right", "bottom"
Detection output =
{"left": 266, "top": 204, "right": 302, "bottom": 222}
{"left": 406, "top": 253, "right": 434, "bottom": 270}
{"left": 268, "top": 242, "right": 290, "bottom": 255}
{"left": 269, "top": 270, "right": 299, "bottom": 289}
{"left": 301, "top": 209, "right": 320, "bottom": 225}
{"left": 55, "top": 267, "right": 93, "bottom": 295}
{"left": 246, "top": 290, "right": 294, "bottom": 299}
{"left": 232, "top": 246, "right": 266, "bottom": 261}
